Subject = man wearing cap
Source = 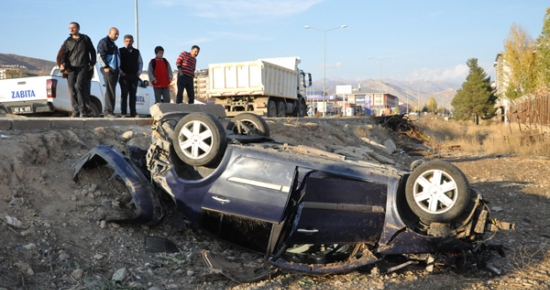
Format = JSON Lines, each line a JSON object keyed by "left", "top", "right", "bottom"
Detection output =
{"left": 118, "top": 34, "right": 143, "bottom": 117}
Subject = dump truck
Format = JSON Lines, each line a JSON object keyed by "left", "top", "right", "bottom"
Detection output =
{"left": 204, "top": 57, "right": 312, "bottom": 117}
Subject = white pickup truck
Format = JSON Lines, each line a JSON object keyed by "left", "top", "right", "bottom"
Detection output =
{"left": 0, "top": 64, "right": 156, "bottom": 116}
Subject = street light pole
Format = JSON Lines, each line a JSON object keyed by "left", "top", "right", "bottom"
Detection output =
{"left": 305, "top": 25, "right": 347, "bottom": 115}
{"left": 134, "top": 0, "right": 139, "bottom": 49}
{"left": 406, "top": 88, "right": 409, "bottom": 114}
{"left": 417, "top": 83, "right": 420, "bottom": 113}
{"left": 368, "top": 56, "right": 393, "bottom": 92}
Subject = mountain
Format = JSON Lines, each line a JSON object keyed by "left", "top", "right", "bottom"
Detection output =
{"left": 313, "top": 77, "right": 460, "bottom": 110}
{"left": 0, "top": 53, "right": 56, "bottom": 76}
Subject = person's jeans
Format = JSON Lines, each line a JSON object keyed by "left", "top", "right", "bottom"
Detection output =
{"left": 102, "top": 69, "right": 119, "bottom": 114}
{"left": 154, "top": 87, "right": 171, "bottom": 103}
{"left": 176, "top": 74, "right": 194, "bottom": 104}
{"left": 119, "top": 74, "right": 139, "bottom": 115}
{"left": 67, "top": 67, "right": 91, "bottom": 114}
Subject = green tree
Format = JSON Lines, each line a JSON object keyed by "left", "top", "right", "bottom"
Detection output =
{"left": 536, "top": 8, "right": 550, "bottom": 87}
{"left": 427, "top": 97, "right": 438, "bottom": 113}
{"left": 503, "top": 24, "right": 537, "bottom": 99}
{"left": 451, "top": 58, "right": 496, "bottom": 121}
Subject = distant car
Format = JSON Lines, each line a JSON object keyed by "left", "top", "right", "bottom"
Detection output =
{"left": 72, "top": 104, "right": 514, "bottom": 283}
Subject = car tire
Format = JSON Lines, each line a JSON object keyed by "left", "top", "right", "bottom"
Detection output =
{"left": 267, "top": 100, "right": 277, "bottom": 117}
{"left": 172, "top": 113, "right": 227, "bottom": 167}
{"left": 226, "top": 113, "right": 270, "bottom": 137}
{"left": 405, "top": 160, "right": 471, "bottom": 223}
{"left": 276, "top": 101, "right": 286, "bottom": 117}
{"left": 88, "top": 102, "right": 100, "bottom": 117}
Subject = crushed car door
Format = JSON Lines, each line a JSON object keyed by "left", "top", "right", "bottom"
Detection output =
{"left": 285, "top": 175, "right": 387, "bottom": 245}
{"left": 201, "top": 155, "right": 296, "bottom": 223}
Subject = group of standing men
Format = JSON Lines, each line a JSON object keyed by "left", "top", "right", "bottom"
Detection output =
{"left": 58, "top": 22, "right": 199, "bottom": 118}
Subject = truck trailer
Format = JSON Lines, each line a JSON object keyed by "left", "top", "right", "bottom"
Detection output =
{"left": 205, "top": 57, "right": 312, "bottom": 117}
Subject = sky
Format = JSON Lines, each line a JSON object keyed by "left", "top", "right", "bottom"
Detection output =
{"left": 0, "top": 0, "right": 548, "bottom": 84}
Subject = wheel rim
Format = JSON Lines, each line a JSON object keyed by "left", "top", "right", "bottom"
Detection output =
{"left": 412, "top": 169, "right": 458, "bottom": 214}
{"left": 177, "top": 120, "right": 214, "bottom": 160}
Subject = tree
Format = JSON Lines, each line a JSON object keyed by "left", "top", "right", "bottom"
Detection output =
{"left": 536, "top": 8, "right": 550, "bottom": 88}
{"left": 451, "top": 58, "right": 496, "bottom": 121}
{"left": 427, "top": 97, "right": 438, "bottom": 113}
{"left": 503, "top": 24, "right": 537, "bottom": 99}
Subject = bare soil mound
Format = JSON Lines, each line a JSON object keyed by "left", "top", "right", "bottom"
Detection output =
{"left": 0, "top": 118, "right": 548, "bottom": 289}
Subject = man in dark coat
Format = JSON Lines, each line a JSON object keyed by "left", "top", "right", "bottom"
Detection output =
{"left": 118, "top": 34, "right": 143, "bottom": 117}
{"left": 59, "top": 22, "right": 96, "bottom": 118}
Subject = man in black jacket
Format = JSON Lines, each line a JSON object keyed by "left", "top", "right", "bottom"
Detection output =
{"left": 60, "top": 22, "right": 96, "bottom": 118}
{"left": 118, "top": 35, "right": 143, "bottom": 117}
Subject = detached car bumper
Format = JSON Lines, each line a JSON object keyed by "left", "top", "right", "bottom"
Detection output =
{"left": 71, "top": 145, "right": 164, "bottom": 225}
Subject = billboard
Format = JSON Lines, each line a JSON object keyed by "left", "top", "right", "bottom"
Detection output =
{"left": 335, "top": 85, "right": 352, "bottom": 95}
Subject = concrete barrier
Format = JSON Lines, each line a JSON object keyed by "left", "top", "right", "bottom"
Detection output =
{"left": 0, "top": 117, "right": 154, "bottom": 131}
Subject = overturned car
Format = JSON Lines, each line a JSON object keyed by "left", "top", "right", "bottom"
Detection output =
{"left": 72, "top": 104, "right": 514, "bottom": 282}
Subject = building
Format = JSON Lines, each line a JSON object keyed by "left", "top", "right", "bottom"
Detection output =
{"left": 306, "top": 86, "right": 400, "bottom": 116}
{"left": 0, "top": 65, "right": 27, "bottom": 79}
{"left": 344, "top": 86, "right": 399, "bottom": 116}
{"left": 493, "top": 53, "right": 511, "bottom": 122}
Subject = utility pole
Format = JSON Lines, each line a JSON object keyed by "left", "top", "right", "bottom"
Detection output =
{"left": 135, "top": 0, "right": 139, "bottom": 49}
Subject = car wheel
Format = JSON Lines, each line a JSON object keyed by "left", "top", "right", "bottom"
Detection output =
{"left": 405, "top": 160, "right": 471, "bottom": 223}
{"left": 267, "top": 100, "right": 277, "bottom": 117}
{"left": 88, "top": 102, "right": 100, "bottom": 117}
{"left": 172, "top": 113, "right": 227, "bottom": 166}
{"left": 226, "top": 113, "right": 270, "bottom": 137}
{"left": 276, "top": 101, "right": 286, "bottom": 117}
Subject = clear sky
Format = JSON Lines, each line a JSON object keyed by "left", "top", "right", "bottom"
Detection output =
{"left": 0, "top": 0, "right": 548, "bottom": 83}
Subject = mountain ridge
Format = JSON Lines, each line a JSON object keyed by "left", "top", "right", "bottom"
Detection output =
{"left": 0, "top": 53, "right": 56, "bottom": 76}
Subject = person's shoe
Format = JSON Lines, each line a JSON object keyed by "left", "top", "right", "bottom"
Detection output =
{"left": 120, "top": 114, "right": 127, "bottom": 118}
{"left": 130, "top": 114, "right": 136, "bottom": 118}
{"left": 104, "top": 113, "right": 115, "bottom": 118}
{"left": 71, "top": 112, "right": 80, "bottom": 118}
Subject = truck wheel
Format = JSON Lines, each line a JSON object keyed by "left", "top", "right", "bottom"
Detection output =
{"left": 297, "top": 98, "right": 306, "bottom": 117}
{"left": 88, "top": 103, "right": 100, "bottom": 117}
{"left": 172, "top": 113, "right": 227, "bottom": 167}
{"left": 276, "top": 101, "right": 286, "bottom": 117}
{"left": 267, "top": 100, "right": 277, "bottom": 117}
{"left": 405, "top": 160, "right": 471, "bottom": 223}
{"left": 226, "top": 113, "right": 270, "bottom": 137}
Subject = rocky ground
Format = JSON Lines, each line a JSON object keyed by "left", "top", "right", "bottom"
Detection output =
{"left": 0, "top": 116, "right": 549, "bottom": 289}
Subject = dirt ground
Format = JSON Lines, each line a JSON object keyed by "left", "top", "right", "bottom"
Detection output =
{"left": 0, "top": 116, "right": 549, "bottom": 289}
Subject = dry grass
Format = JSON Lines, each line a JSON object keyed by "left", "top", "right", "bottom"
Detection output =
{"left": 415, "top": 115, "right": 550, "bottom": 157}
{"left": 509, "top": 243, "right": 550, "bottom": 282}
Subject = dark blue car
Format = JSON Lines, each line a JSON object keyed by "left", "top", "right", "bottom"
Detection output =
{"left": 72, "top": 104, "right": 513, "bottom": 282}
